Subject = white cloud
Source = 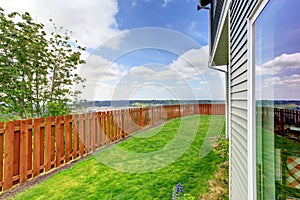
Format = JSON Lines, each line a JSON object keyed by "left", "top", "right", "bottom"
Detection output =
{"left": 257, "top": 52, "right": 300, "bottom": 99}
{"left": 162, "top": 0, "right": 171, "bottom": 7}
{"left": 77, "top": 54, "right": 127, "bottom": 100}
{"left": 189, "top": 21, "right": 197, "bottom": 29}
{"left": 1, "top": 0, "right": 122, "bottom": 49}
{"left": 168, "top": 46, "right": 208, "bottom": 79}
{"left": 127, "top": 47, "right": 209, "bottom": 82}
{"left": 81, "top": 54, "right": 126, "bottom": 82}
{"left": 77, "top": 45, "right": 225, "bottom": 100}
{"left": 264, "top": 74, "right": 300, "bottom": 90}
{"left": 130, "top": 66, "right": 156, "bottom": 76}
{"left": 131, "top": 0, "right": 138, "bottom": 7}
{"left": 257, "top": 53, "right": 300, "bottom": 76}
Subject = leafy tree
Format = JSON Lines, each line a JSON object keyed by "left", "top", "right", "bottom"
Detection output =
{"left": 0, "top": 7, "right": 86, "bottom": 121}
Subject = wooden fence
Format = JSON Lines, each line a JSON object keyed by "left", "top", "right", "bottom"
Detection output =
{"left": 0, "top": 104, "right": 225, "bottom": 192}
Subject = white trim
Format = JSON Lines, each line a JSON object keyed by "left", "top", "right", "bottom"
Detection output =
{"left": 227, "top": 10, "right": 231, "bottom": 142}
{"left": 210, "top": 0, "right": 231, "bottom": 65}
{"left": 247, "top": 0, "right": 270, "bottom": 200}
{"left": 227, "top": 8, "right": 232, "bottom": 199}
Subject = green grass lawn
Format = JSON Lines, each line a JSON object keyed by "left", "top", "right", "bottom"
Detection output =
{"left": 11, "top": 115, "right": 226, "bottom": 200}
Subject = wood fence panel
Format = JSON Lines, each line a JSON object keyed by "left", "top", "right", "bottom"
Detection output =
{"left": 118, "top": 111, "right": 122, "bottom": 138}
{"left": 111, "top": 111, "right": 115, "bottom": 141}
{"left": 92, "top": 113, "right": 97, "bottom": 150}
{"left": 45, "top": 117, "right": 54, "bottom": 171}
{"left": 91, "top": 113, "right": 95, "bottom": 151}
{"left": 50, "top": 117, "right": 55, "bottom": 169}
{"left": 65, "top": 115, "right": 72, "bottom": 162}
{"left": 105, "top": 111, "right": 111, "bottom": 143}
{"left": 99, "top": 112, "right": 104, "bottom": 145}
{"left": 102, "top": 111, "right": 107, "bottom": 145}
{"left": 3, "top": 122, "right": 14, "bottom": 190}
{"left": 97, "top": 112, "right": 103, "bottom": 147}
{"left": 19, "top": 120, "right": 29, "bottom": 183}
{"left": 79, "top": 114, "right": 85, "bottom": 156}
{"left": 56, "top": 116, "right": 64, "bottom": 167}
{"left": 126, "top": 109, "right": 129, "bottom": 135}
{"left": 33, "top": 118, "right": 45, "bottom": 176}
{"left": 60, "top": 117, "right": 65, "bottom": 163}
{"left": 104, "top": 112, "right": 108, "bottom": 142}
{"left": 110, "top": 111, "right": 114, "bottom": 141}
{"left": 113, "top": 111, "right": 117, "bottom": 141}
{"left": 0, "top": 122, "right": 4, "bottom": 191}
{"left": 115, "top": 111, "right": 119, "bottom": 140}
{"left": 27, "top": 120, "right": 33, "bottom": 179}
{"left": 132, "top": 109, "right": 136, "bottom": 133}
{"left": 12, "top": 120, "right": 20, "bottom": 186}
{"left": 135, "top": 109, "right": 140, "bottom": 132}
{"left": 73, "top": 115, "right": 79, "bottom": 159}
{"left": 86, "top": 113, "right": 91, "bottom": 153}
{"left": 121, "top": 110, "right": 125, "bottom": 137}
{"left": 39, "top": 119, "right": 45, "bottom": 173}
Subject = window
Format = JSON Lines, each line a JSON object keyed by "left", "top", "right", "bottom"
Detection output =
{"left": 252, "top": 0, "right": 300, "bottom": 199}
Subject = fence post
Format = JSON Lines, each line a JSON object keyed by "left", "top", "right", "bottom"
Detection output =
{"left": 79, "top": 114, "right": 85, "bottom": 156}
{"left": 65, "top": 115, "right": 73, "bottom": 162}
{"left": 0, "top": 122, "right": 3, "bottom": 191}
{"left": 56, "top": 116, "right": 64, "bottom": 167}
{"left": 3, "top": 122, "right": 14, "bottom": 190}
{"left": 139, "top": 108, "right": 143, "bottom": 128}
{"left": 20, "top": 120, "right": 29, "bottom": 183}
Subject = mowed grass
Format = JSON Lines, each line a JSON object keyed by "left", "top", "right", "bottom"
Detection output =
{"left": 12, "top": 115, "right": 226, "bottom": 200}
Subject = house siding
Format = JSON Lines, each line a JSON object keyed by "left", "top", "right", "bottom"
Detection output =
{"left": 229, "top": 0, "right": 258, "bottom": 199}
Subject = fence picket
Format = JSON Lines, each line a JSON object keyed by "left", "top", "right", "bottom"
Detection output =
{"left": 45, "top": 117, "right": 53, "bottom": 171}
{"left": 65, "top": 115, "right": 73, "bottom": 162}
{"left": 0, "top": 122, "right": 3, "bottom": 191}
{"left": 3, "top": 122, "right": 14, "bottom": 190}
{"left": 56, "top": 116, "right": 64, "bottom": 167}
{"left": 73, "top": 115, "right": 79, "bottom": 159}
{"left": 19, "top": 120, "right": 29, "bottom": 183}
{"left": 79, "top": 114, "right": 85, "bottom": 156}
{"left": 33, "top": 118, "right": 41, "bottom": 176}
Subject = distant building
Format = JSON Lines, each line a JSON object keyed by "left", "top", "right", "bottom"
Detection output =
{"left": 199, "top": 0, "right": 300, "bottom": 199}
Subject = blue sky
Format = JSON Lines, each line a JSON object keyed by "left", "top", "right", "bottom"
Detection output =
{"left": 116, "top": 0, "right": 209, "bottom": 45}
{"left": 255, "top": 0, "right": 300, "bottom": 100}
{"left": 1, "top": 0, "right": 225, "bottom": 101}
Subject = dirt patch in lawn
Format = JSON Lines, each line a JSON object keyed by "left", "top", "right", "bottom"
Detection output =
{"left": 200, "top": 137, "right": 229, "bottom": 200}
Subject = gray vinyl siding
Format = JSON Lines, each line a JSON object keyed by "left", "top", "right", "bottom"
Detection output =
{"left": 229, "top": 0, "right": 258, "bottom": 199}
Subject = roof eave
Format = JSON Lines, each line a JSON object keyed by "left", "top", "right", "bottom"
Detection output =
{"left": 209, "top": 0, "right": 230, "bottom": 67}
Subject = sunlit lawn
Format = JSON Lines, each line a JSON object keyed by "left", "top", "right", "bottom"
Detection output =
{"left": 11, "top": 115, "right": 226, "bottom": 200}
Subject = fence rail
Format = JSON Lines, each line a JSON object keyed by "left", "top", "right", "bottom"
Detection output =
{"left": 0, "top": 103, "right": 225, "bottom": 192}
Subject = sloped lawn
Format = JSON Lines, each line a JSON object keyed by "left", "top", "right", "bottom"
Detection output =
{"left": 11, "top": 115, "right": 226, "bottom": 200}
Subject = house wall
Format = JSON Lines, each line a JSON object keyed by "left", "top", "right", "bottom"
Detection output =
{"left": 229, "top": 0, "right": 258, "bottom": 199}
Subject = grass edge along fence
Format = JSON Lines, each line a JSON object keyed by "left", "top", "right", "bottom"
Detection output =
{"left": 0, "top": 104, "right": 224, "bottom": 193}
